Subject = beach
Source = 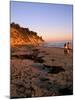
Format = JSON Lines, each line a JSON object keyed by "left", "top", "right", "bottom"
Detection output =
{"left": 11, "top": 45, "right": 73, "bottom": 98}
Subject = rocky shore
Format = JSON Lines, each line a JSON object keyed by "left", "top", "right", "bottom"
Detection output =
{"left": 10, "top": 45, "right": 73, "bottom": 98}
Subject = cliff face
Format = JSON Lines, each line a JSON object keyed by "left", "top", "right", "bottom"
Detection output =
{"left": 10, "top": 23, "right": 44, "bottom": 47}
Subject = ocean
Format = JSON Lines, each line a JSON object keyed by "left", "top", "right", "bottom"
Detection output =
{"left": 43, "top": 41, "right": 72, "bottom": 48}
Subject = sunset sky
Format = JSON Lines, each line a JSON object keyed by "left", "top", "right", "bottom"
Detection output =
{"left": 11, "top": 1, "right": 73, "bottom": 42}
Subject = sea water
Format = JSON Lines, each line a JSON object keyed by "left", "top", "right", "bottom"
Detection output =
{"left": 43, "top": 41, "right": 72, "bottom": 48}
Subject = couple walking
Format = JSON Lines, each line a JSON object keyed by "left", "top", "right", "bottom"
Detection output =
{"left": 64, "top": 42, "right": 71, "bottom": 54}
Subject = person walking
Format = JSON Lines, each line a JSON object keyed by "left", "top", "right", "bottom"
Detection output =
{"left": 67, "top": 42, "right": 70, "bottom": 54}
{"left": 64, "top": 43, "right": 68, "bottom": 54}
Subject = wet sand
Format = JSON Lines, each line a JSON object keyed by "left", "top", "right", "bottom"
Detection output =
{"left": 10, "top": 45, "right": 73, "bottom": 98}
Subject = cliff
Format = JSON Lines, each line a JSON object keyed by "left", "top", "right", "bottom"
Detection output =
{"left": 10, "top": 23, "right": 44, "bottom": 47}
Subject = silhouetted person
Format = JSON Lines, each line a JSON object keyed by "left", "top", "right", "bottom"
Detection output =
{"left": 64, "top": 43, "right": 67, "bottom": 54}
{"left": 67, "top": 42, "right": 70, "bottom": 54}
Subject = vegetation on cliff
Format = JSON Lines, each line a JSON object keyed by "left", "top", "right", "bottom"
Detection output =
{"left": 11, "top": 23, "right": 44, "bottom": 46}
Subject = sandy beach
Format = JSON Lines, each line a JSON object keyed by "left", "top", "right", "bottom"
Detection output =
{"left": 11, "top": 45, "right": 73, "bottom": 98}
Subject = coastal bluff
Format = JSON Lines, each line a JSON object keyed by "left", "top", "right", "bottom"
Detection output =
{"left": 10, "top": 23, "right": 44, "bottom": 47}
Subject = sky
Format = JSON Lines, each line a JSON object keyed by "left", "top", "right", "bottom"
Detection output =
{"left": 10, "top": 1, "right": 73, "bottom": 42}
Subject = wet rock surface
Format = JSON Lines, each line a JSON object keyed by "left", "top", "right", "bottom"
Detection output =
{"left": 11, "top": 48, "right": 45, "bottom": 63}
{"left": 32, "top": 63, "right": 65, "bottom": 74}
